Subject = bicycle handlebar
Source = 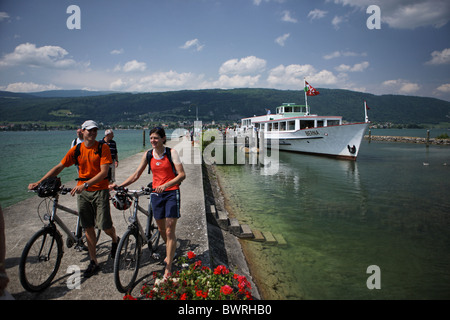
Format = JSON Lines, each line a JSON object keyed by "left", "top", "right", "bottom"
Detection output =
{"left": 29, "top": 186, "right": 73, "bottom": 195}
{"left": 113, "top": 185, "right": 155, "bottom": 197}
{"left": 60, "top": 187, "right": 72, "bottom": 195}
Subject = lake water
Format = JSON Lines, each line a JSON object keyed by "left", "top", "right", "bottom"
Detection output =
{"left": 1, "top": 128, "right": 449, "bottom": 299}
{"left": 0, "top": 130, "right": 148, "bottom": 208}
{"left": 214, "top": 129, "right": 450, "bottom": 299}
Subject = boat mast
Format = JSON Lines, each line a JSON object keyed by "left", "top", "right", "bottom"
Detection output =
{"left": 364, "top": 101, "right": 370, "bottom": 123}
{"left": 304, "top": 78, "right": 309, "bottom": 115}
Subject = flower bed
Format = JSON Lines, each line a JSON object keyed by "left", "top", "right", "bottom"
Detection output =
{"left": 123, "top": 251, "right": 253, "bottom": 300}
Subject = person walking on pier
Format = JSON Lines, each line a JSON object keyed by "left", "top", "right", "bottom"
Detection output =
{"left": 110, "top": 127, "right": 185, "bottom": 278}
{"left": 100, "top": 129, "right": 119, "bottom": 182}
{"left": 28, "top": 120, "right": 119, "bottom": 278}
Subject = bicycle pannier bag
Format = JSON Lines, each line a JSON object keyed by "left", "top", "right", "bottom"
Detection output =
{"left": 37, "top": 177, "right": 62, "bottom": 198}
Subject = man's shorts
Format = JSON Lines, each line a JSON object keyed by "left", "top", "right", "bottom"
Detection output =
{"left": 77, "top": 189, "right": 113, "bottom": 230}
{"left": 150, "top": 189, "right": 181, "bottom": 220}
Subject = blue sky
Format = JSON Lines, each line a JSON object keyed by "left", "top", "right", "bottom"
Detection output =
{"left": 1, "top": 0, "right": 450, "bottom": 101}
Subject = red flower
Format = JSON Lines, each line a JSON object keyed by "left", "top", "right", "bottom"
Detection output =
{"left": 220, "top": 285, "right": 233, "bottom": 295}
{"left": 196, "top": 289, "right": 208, "bottom": 299}
{"left": 180, "top": 293, "right": 188, "bottom": 300}
{"left": 214, "top": 265, "right": 229, "bottom": 275}
{"left": 123, "top": 294, "right": 137, "bottom": 300}
{"left": 187, "top": 251, "right": 196, "bottom": 259}
{"left": 234, "top": 274, "right": 251, "bottom": 291}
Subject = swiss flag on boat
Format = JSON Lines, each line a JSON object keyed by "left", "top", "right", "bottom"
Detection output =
{"left": 304, "top": 81, "right": 320, "bottom": 96}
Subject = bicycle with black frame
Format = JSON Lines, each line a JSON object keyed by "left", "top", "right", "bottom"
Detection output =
{"left": 111, "top": 182, "right": 161, "bottom": 293}
{"left": 19, "top": 177, "right": 100, "bottom": 292}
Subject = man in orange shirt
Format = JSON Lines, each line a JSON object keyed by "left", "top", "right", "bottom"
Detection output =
{"left": 28, "top": 120, "right": 119, "bottom": 278}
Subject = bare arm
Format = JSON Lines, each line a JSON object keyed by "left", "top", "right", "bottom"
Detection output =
{"left": 110, "top": 152, "right": 148, "bottom": 189}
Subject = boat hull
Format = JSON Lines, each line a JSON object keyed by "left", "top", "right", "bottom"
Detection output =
{"left": 265, "top": 122, "right": 369, "bottom": 160}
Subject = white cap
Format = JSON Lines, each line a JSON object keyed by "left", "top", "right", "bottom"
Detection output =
{"left": 105, "top": 129, "right": 113, "bottom": 135}
{"left": 81, "top": 120, "right": 98, "bottom": 130}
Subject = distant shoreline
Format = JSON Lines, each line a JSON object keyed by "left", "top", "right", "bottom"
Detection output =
{"left": 364, "top": 135, "right": 450, "bottom": 145}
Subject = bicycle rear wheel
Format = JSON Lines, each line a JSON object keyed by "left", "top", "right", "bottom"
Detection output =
{"left": 19, "top": 226, "right": 63, "bottom": 292}
{"left": 113, "top": 228, "right": 142, "bottom": 293}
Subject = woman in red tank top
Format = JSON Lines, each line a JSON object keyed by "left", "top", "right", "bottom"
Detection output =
{"left": 111, "top": 127, "right": 185, "bottom": 278}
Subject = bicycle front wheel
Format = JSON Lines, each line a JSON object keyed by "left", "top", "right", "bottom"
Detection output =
{"left": 19, "top": 226, "right": 63, "bottom": 292}
{"left": 114, "top": 228, "right": 142, "bottom": 293}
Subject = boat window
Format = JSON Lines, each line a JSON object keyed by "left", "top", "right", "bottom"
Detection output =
{"left": 268, "top": 123, "right": 272, "bottom": 131}
{"left": 280, "top": 122, "right": 286, "bottom": 131}
{"left": 285, "top": 106, "right": 292, "bottom": 113}
{"left": 288, "top": 120, "right": 295, "bottom": 130}
{"left": 300, "top": 120, "right": 315, "bottom": 129}
{"left": 327, "top": 120, "right": 340, "bottom": 126}
{"left": 273, "top": 122, "right": 279, "bottom": 131}
{"left": 317, "top": 120, "right": 324, "bottom": 128}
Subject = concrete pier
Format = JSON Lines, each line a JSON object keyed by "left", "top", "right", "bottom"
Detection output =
{"left": 2, "top": 138, "right": 259, "bottom": 300}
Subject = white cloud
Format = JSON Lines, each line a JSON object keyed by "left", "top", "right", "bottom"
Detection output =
{"left": 252, "top": 0, "right": 285, "bottom": 6}
{"left": 110, "top": 71, "right": 204, "bottom": 91}
{"left": 2, "top": 82, "right": 60, "bottom": 92}
{"left": 281, "top": 11, "right": 297, "bottom": 23}
{"left": 0, "top": 12, "right": 10, "bottom": 21}
{"left": 114, "top": 60, "right": 147, "bottom": 73}
{"left": 110, "top": 48, "right": 124, "bottom": 55}
{"left": 331, "top": 0, "right": 450, "bottom": 29}
{"left": 382, "top": 1, "right": 450, "bottom": 29}
{"left": 308, "top": 9, "right": 327, "bottom": 20}
{"left": 219, "top": 56, "right": 267, "bottom": 76}
{"left": 332, "top": 15, "right": 345, "bottom": 29}
{"left": 0, "top": 43, "right": 76, "bottom": 69}
{"left": 275, "top": 33, "right": 290, "bottom": 47}
{"left": 382, "top": 79, "right": 420, "bottom": 94}
{"left": 323, "top": 50, "right": 366, "bottom": 60}
{"left": 335, "top": 61, "right": 369, "bottom": 72}
{"left": 205, "top": 74, "right": 261, "bottom": 89}
{"left": 123, "top": 60, "right": 147, "bottom": 72}
{"left": 180, "top": 39, "right": 204, "bottom": 52}
{"left": 267, "top": 64, "right": 338, "bottom": 88}
{"left": 110, "top": 78, "right": 127, "bottom": 90}
{"left": 436, "top": 83, "right": 450, "bottom": 93}
{"left": 425, "top": 48, "right": 450, "bottom": 65}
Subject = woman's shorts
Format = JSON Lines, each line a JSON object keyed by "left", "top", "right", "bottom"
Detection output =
{"left": 150, "top": 189, "right": 181, "bottom": 220}
{"left": 77, "top": 189, "right": 113, "bottom": 230}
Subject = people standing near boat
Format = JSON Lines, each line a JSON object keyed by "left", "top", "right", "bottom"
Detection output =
{"left": 110, "top": 127, "right": 186, "bottom": 278}
{"left": 100, "top": 129, "right": 119, "bottom": 182}
{"left": 28, "top": 120, "right": 120, "bottom": 278}
{"left": 71, "top": 128, "right": 84, "bottom": 148}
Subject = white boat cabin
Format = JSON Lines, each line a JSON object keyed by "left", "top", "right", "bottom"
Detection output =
{"left": 241, "top": 103, "right": 342, "bottom": 133}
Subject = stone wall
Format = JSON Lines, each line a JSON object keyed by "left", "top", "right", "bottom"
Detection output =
{"left": 364, "top": 135, "right": 450, "bottom": 145}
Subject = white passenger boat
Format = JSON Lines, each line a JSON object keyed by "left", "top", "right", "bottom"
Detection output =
{"left": 238, "top": 101, "right": 370, "bottom": 161}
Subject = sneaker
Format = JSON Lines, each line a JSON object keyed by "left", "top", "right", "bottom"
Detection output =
{"left": 111, "top": 237, "right": 120, "bottom": 259}
{"left": 84, "top": 260, "right": 100, "bottom": 278}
